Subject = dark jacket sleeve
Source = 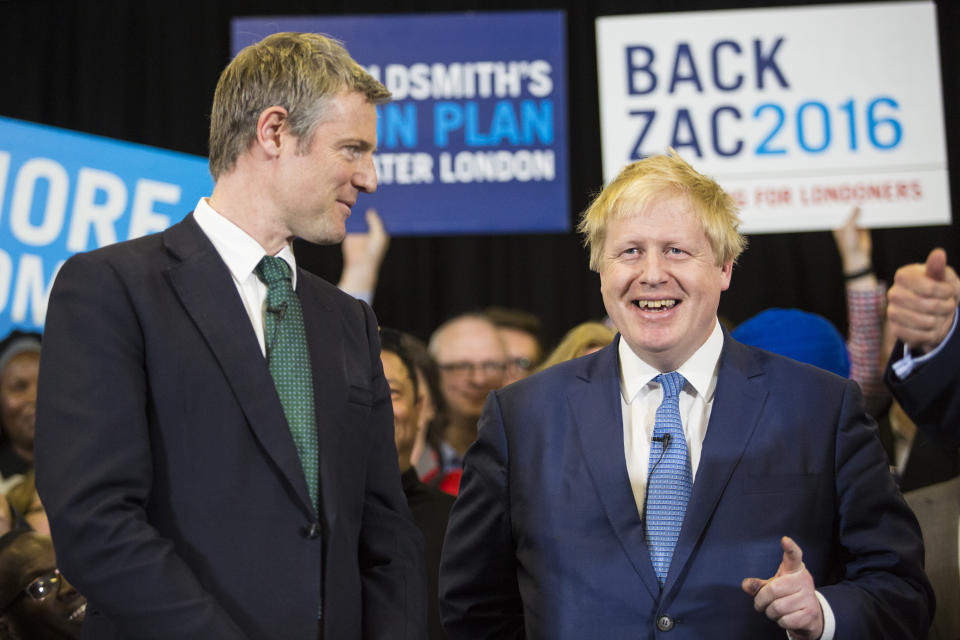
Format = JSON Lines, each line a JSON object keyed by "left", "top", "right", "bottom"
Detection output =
{"left": 34, "top": 252, "right": 248, "bottom": 639}
{"left": 439, "top": 392, "right": 525, "bottom": 639}
{"left": 355, "top": 300, "right": 428, "bottom": 639}
{"left": 819, "top": 379, "right": 935, "bottom": 638}
{"left": 884, "top": 308, "right": 960, "bottom": 448}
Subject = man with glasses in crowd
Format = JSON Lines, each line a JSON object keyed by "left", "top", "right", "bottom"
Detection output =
{"left": 427, "top": 314, "right": 508, "bottom": 491}
{"left": 0, "top": 529, "right": 85, "bottom": 639}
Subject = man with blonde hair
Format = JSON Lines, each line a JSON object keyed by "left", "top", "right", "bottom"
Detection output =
{"left": 440, "top": 150, "right": 932, "bottom": 639}
{"left": 36, "top": 32, "right": 425, "bottom": 639}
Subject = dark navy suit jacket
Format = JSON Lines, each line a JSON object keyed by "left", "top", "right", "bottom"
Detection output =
{"left": 885, "top": 308, "right": 960, "bottom": 449}
{"left": 35, "top": 215, "right": 426, "bottom": 639}
{"left": 440, "top": 334, "right": 932, "bottom": 639}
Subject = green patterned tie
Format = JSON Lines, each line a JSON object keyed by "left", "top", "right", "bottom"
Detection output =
{"left": 255, "top": 256, "right": 319, "bottom": 511}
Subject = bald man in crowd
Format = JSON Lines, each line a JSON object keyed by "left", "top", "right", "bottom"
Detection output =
{"left": 428, "top": 314, "right": 508, "bottom": 480}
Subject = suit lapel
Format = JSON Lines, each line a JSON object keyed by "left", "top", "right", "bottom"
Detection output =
{"left": 297, "top": 276, "right": 342, "bottom": 535}
{"left": 571, "top": 338, "right": 662, "bottom": 600}
{"left": 663, "top": 334, "right": 767, "bottom": 594}
{"left": 162, "top": 215, "right": 316, "bottom": 518}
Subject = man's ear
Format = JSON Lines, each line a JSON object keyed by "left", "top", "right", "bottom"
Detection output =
{"left": 719, "top": 259, "right": 734, "bottom": 291}
{"left": 255, "top": 106, "right": 289, "bottom": 158}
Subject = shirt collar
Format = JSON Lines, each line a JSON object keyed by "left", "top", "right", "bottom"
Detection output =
{"left": 193, "top": 198, "right": 298, "bottom": 289}
{"left": 619, "top": 320, "right": 724, "bottom": 402}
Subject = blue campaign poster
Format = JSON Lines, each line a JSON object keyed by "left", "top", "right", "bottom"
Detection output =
{"left": 232, "top": 11, "right": 570, "bottom": 235}
{"left": 0, "top": 116, "right": 212, "bottom": 337}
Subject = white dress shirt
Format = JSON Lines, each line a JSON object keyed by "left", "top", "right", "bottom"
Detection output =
{"left": 617, "top": 320, "right": 836, "bottom": 639}
{"left": 192, "top": 198, "right": 297, "bottom": 356}
{"left": 619, "top": 321, "right": 723, "bottom": 515}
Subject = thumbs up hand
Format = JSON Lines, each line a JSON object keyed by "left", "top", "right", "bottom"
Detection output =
{"left": 887, "top": 248, "right": 960, "bottom": 354}
{"left": 742, "top": 536, "right": 824, "bottom": 640}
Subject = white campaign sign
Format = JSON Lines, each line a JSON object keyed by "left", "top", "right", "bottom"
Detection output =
{"left": 596, "top": 1, "right": 950, "bottom": 233}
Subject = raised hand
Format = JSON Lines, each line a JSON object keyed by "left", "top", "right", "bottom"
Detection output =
{"left": 742, "top": 536, "right": 824, "bottom": 640}
{"left": 887, "top": 248, "right": 960, "bottom": 354}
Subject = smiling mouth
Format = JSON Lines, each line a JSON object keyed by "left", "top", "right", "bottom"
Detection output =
{"left": 633, "top": 299, "right": 678, "bottom": 311}
{"left": 68, "top": 602, "right": 86, "bottom": 623}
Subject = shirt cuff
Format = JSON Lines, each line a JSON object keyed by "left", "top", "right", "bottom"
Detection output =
{"left": 815, "top": 590, "right": 836, "bottom": 640}
{"left": 891, "top": 308, "right": 959, "bottom": 379}
{"left": 784, "top": 591, "right": 834, "bottom": 640}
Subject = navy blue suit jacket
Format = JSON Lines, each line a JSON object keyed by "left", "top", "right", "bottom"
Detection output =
{"left": 440, "top": 334, "right": 932, "bottom": 639}
{"left": 885, "top": 307, "right": 960, "bottom": 448}
{"left": 35, "top": 215, "right": 426, "bottom": 639}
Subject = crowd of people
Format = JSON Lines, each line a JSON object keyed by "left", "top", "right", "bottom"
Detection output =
{"left": 0, "top": 30, "right": 957, "bottom": 640}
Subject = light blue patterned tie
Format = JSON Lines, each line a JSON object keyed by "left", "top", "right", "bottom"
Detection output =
{"left": 645, "top": 371, "right": 691, "bottom": 585}
{"left": 255, "top": 256, "right": 319, "bottom": 511}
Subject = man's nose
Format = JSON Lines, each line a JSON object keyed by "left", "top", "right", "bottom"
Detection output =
{"left": 639, "top": 252, "right": 667, "bottom": 285}
{"left": 354, "top": 155, "right": 377, "bottom": 193}
{"left": 469, "top": 366, "right": 501, "bottom": 387}
{"left": 467, "top": 366, "right": 488, "bottom": 385}
{"left": 59, "top": 575, "right": 80, "bottom": 598}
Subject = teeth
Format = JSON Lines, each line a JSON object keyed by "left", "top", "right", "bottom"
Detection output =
{"left": 69, "top": 602, "right": 87, "bottom": 622}
{"left": 635, "top": 299, "right": 677, "bottom": 310}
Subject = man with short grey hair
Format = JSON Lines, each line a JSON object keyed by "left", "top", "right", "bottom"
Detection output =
{"left": 36, "top": 32, "right": 425, "bottom": 639}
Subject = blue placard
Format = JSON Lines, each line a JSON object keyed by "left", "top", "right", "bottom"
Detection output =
{"left": 232, "top": 11, "right": 569, "bottom": 235}
{"left": 0, "top": 116, "right": 213, "bottom": 337}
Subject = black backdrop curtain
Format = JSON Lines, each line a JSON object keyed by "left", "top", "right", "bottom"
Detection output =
{"left": 1, "top": 0, "right": 957, "bottom": 348}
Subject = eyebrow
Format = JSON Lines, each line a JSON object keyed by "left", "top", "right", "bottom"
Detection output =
{"left": 343, "top": 138, "right": 375, "bottom": 153}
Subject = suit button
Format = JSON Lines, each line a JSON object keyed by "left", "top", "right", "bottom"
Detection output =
{"left": 656, "top": 615, "right": 674, "bottom": 631}
{"left": 304, "top": 522, "right": 322, "bottom": 539}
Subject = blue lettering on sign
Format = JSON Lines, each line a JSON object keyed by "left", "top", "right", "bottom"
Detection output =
{"left": 754, "top": 103, "right": 788, "bottom": 155}
{"left": 617, "top": 35, "right": 913, "bottom": 169}
{"left": 626, "top": 98, "right": 902, "bottom": 160}
{"left": 521, "top": 100, "right": 554, "bottom": 144}
{"left": 711, "top": 106, "right": 742, "bottom": 156}
{"left": 669, "top": 44, "right": 703, "bottom": 94}
{"left": 0, "top": 116, "right": 212, "bottom": 336}
{"left": 625, "top": 45, "right": 656, "bottom": 95}
{"left": 751, "top": 97, "right": 901, "bottom": 156}
{"left": 797, "top": 101, "right": 831, "bottom": 153}
{"left": 434, "top": 100, "right": 554, "bottom": 147}
{"left": 754, "top": 37, "right": 789, "bottom": 90}
{"left": 628, "top": 110, "right": 655, "bottom": 159}
{"left": 711, "top": 41, "right": 743, "bottom": 91}
{"left": 868, "top": 97, "right": 902, "bottom": 149}
{"left": 434, "top": 102, "right": 464, "bottom": 146}
{"left": 378, "top": 103, "right": 418, "bottom": 149}
{"left": 670, "top": 108, "right": 702, "bottom": 157}
{"left": 623, "top": 37, "right": 788, "bottom": 95}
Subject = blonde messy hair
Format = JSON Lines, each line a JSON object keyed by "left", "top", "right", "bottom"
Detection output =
{"left": 208, "top": 32, "right": 391, "bottom": 179}
{"left": 577, "top": 149, "right": 746, "bottom": 271}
